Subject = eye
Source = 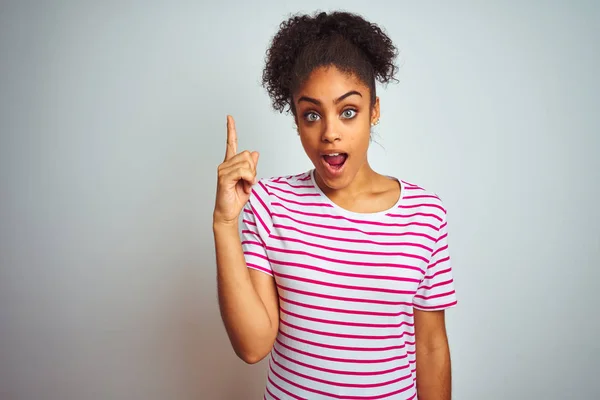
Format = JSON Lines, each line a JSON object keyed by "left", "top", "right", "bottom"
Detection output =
{"left": 304, "top": 112, "right": 320, "bottom": 122}
{"left": 341, "top": 109, "right": 357, "bottom": 119}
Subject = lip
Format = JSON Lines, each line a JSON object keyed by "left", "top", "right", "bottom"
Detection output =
{"left": 320, "top": 150, "right": 347, "bottom": 156}
{"left": 320, "top": 153, "right": 348, "bottom": 178}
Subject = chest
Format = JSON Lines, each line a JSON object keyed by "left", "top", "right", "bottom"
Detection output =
{"left": 265, "top": 212, "right": 436, "bottom": 303}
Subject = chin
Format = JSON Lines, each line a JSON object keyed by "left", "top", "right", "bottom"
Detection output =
{"left": 315, "top": 166, "right": 353, "bottom": 190}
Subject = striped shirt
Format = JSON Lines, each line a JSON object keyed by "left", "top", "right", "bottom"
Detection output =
{"left": 241, "top": 170, "right": 457, "bottom": 399}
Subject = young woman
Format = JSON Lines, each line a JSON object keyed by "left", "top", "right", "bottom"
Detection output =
{"left": 213, "top": 11, "right": 457, "bottom": 400}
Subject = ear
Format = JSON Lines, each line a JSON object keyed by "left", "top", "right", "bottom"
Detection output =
{"left": 371, "top": 96, "right": 381, "bottom": 124}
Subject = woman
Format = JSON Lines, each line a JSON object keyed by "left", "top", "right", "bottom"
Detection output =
{"left": 213, "top": 10, "right": 457, "bottom": 399}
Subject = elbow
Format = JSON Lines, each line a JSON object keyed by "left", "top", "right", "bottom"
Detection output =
{"left": 235, "top": 347, "right": 270, "bottom": 365}
{"left": 240, "top": 353, "right": 264, "bottom": 365}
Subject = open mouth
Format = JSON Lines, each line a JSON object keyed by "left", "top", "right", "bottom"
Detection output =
{"left": 322, "top": 153, "right": 348, "bottom": 172}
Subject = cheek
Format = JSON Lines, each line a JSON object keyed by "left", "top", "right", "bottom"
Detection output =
{"left": 298, "top": 134, "right": 319, "bottom": 157}
{"left": 346, "top": 126, "right": 371, "bottom": 151}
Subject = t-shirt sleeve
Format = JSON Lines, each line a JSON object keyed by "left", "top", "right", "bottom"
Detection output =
{"left": 413, "top": 208, "right": 458, "bottom": 311}
{"left": 240, "top": 180, "right": 273, "bottom": 276}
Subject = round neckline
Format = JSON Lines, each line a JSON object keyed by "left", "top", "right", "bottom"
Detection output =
{"left": 309, "top": 169, "right": 405, "bottom": 220}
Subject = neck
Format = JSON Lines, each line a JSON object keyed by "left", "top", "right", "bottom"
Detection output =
{"left": 317, "top": 161, "right": 380, "bottom": 199}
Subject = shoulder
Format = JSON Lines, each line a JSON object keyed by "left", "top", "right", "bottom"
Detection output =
{"left": 250, "top": 171, "right": 314, "bottom": 210}
{"left": 253, "top": 170, "right": 313, "bottom": 197}
{"left": 399, "top": 179, "right": 448, "bottom": 222}
{"left": 246, "top": 171, "right": 313, "bottom": 231}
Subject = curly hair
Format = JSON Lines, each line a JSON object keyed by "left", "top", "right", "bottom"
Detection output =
{"left": 262, "top": 11, "right": 399, "bottom": 114}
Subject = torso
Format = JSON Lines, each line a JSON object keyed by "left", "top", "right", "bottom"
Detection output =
{"left": 241, "top": 170, "right": 457, "bottom": 399}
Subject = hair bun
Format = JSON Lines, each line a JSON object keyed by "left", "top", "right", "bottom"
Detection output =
{"left": 262, "top": 11, "right": 399, "bottom": 113}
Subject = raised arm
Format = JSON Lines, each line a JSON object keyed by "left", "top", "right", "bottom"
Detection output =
{"left": 213, "top": 116, "right": 279, "bottom": 364}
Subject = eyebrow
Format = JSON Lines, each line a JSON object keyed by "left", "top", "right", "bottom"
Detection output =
{"left": 297, "top": 90, "right": 363, "bottom": 106}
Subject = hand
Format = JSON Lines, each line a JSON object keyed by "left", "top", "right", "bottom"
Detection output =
{"left": 213, "top": 115, "right": 260, "bottom": 226}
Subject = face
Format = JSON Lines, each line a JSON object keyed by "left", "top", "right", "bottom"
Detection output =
{"left": 293, "top": 66, "right": 380, "bottom": 191}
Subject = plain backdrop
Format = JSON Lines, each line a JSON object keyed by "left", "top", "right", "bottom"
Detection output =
{"left": 1, "top": 1, "right": 599, "bottom": 399}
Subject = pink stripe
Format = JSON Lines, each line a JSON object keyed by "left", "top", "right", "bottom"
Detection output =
{"left": 400, "top": 203, "right": 445, "bottom": 212}
{"left": 241, "top": 240, "right": 264, "bottom": 248}
{"left": 270, "top": 257, "right": 421, "bottom": 282}
{"left": 281, "top": 307, "right": 414, "bottom": 329}
{"left": 258, "top": 180, "right": 271, "bottom": 195}
{"left": 241, "top": 215, "right": 257, "bottom": 226}
{"left": 403, "top": 185, "right": 423, "bottom": 191}
{"left": 275, "top": 339, "right": 409, "bottom": 364}
{"left": 279, "top": 330, "right": 409, "bottom": 352}
{"left": 280, "top": 296, "right": 413, "bottom": 317}
{"left": 271, "top": 180, "right": 314, "bottom": 189}
{"left": 401, "top": 180, "right": 422, "bottom": 186}
{"left": 267, "top": 376, "right": 304, "bottom": 400}
{"left": 278, "top": 285, "right": 414, "bottom": 307}
{"left": 403, "top": 194, "right": 439, "bottom": 200}
{"left": 269, "top": 360, "right": 416, "bottom": 399}
{"left": 267, "top": 184, "right": 321, "bottom": 197}
{"left": 435, "top": 232, "right": 448, "bottom": 245}
{"left": 244, "top": 251, "right": 269, "bottom": 261}
{"left": 270, "top": 192, "right": 333, "bottom": 207}
{"left": 281, "top": 320, "right": 414, "bottom": 340}
{"left": 272, "top": 202, "right": 438, "bottom": 230}
{"left": 241, "top": 228, "right": 259, "bottom": 237}
{"left": 424, "top": 267, "right": 452, "bottom": 280}
{"left": 273, "top": 214, "right": 438, "bottom": 238}
{"left": 414, "top": 290, "right": 456, "bottom": 301}
{"left": 429, "top": 255, "right": 450, "bottom": 269}
{"left": 418, "top": 279, "right": 454, "bottom": 291}
{"left": 274, "top": 272, "right": 418, "bottom": 295}
{"left": 241, "top": 228, "right": 266, "bottom": 246}
{"left": 299, "top": 174, "right": 312, "bottom": 181}
{"left": 246, "top": 263, "right": 272, "bottom": 275}
{"left": 250, "top": 203, "right": 271, "bottom": 234}
{"left": 271, "top": 234, "right": 429, "bottom": 262}
{"left": 273, "top": 224, "right": 433, "bottom": 250}
{"left": 268, "top": 249, "right": 424, "bottom": 274}
{"left": 432, "top": 244, "right": 449, "bottom": 259}
{"left": 274, "top": 211, "right": 437, "bottom": 231}
{"left": 386, "top": 212, "right": 443, "bottom": 223}
{"left": 413, "top": 300, "right": 458, "bottom": 310}
{"left": 265, "top": 387, "right": 280, "bottom": 400}
{"left": 251, "top": 187, "right": 272, "bottom": 217}
{"left": 272, "top": 357, "right": 413, "bottom": 389}
{"left": 241, "top": 227, "right": 257, "bottom": 235}
{"left": 273, "top": 347, "right": 410, "bottom": 377}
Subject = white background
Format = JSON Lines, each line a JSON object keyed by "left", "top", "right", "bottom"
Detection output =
{"left": 1, "top": 1, "right": 598, "bottom": 399}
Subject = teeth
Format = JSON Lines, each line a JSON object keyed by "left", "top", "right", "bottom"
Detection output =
{"left": 326, "top": 153, "right": 340, "bottom": 156}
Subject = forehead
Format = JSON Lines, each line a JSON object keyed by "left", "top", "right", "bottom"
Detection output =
{"left": 296, "top": 66, "right": 369, "bottom": 100}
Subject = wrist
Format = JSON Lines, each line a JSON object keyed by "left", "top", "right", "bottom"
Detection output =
{"left": 212, "top": 218, "right": 239, "bottom": 233}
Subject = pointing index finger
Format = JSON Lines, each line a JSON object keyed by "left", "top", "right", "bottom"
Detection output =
{"left": 225, "top": 115, "right": 238, "bottom": 161}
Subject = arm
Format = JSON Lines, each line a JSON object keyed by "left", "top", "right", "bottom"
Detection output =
{"left": 414, "top": 309, "right": 452, "bottom": 400}
{"left": 213, "top": 116, "right": 279, "bottom": 364}
{"left": 214, "top": 221, "right": 279, "bottom": 364}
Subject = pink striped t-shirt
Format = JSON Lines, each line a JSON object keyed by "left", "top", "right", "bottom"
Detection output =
{"left": 241, "top": 169, "right": 457, "bottom": 400}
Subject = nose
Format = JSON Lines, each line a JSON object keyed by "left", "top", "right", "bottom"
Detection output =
{"left": 320, "top": 118, "right": 341, "bottom": 143}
